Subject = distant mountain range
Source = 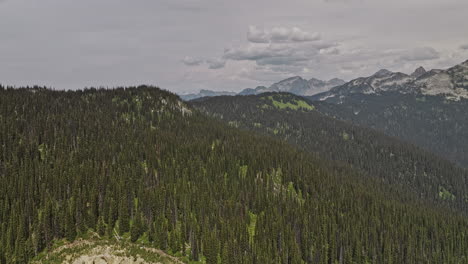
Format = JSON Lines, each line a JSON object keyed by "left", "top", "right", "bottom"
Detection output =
{"left": 179, "top": 89, "right": 237, "bottom": 101}
{"left": 312, "top": 59, "right": 468, "bottom": 102}
{"left": 181, "top": 59, "right": 468, "bottom": 102}
{"left": 179, "top": 76, "right": 345, "bottom": 100}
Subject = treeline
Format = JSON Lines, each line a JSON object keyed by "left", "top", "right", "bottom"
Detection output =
{"left": 1, "top": 86, "right": 468, "bottom": 263}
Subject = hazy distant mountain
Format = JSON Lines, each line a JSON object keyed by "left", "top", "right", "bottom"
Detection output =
{"left": 181, "top": 76, "right": 345, "bottom": 100}
{"left": 239, "top": 76, "right": 345, "bottom": 97}
{"left": 180, "top": 89, "right": 236, "bottom": 101}
{"left": 267, "top": 76, "right": 311, "bottom": 94}
{"left": 238, "top": 86, "right": 267, "bottom": 95}
{"left": 312, "top": 59, "right": 468, "bottom": 102}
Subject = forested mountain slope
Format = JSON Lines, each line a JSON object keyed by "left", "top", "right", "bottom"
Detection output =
{"left": 192, "top": 93, "right": 468, "bottom": 213}
{"left": 1, "top": 86, "right": 468, "bottom": 263}
{"left": 308, "top": 92, "right": 468, "bottom": 169}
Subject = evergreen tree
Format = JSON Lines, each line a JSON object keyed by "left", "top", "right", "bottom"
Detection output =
{"left": 118, "top": 196, "right": 130, "bottom": 235}
{"left": 96, "top": 216, "right": 106, "bottom": 237}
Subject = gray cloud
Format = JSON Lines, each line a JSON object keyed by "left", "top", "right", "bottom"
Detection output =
{"left": 182, "top": 56, "right": 204, "bottom": 66}
{"left": 247, "top": 26, "right": 320, "bottom": 43}
{"left": 320, "top": 47, "right": 340, "bottom": 55}
{"left": 399, "top": 47, "right": 440, "bottom": 62}
{"left": 247, "top": 26, "right": 269, "bottom": 43}
{"left": 223, "top": 44, "right": 294, "bottom": 61}
{"left": 222, "top": 42, "right": 326, "bottom": 69}
{"left": 183, "top": 26, "right": 325, "bottom": 70}
{"left": 207, "top": 59, "right": 226, "bottom": 69}
{"left": 256, "top": 56, "right": 309, "bottom": 66}
{"left": 182, "top": 56, "right": 226, "bottom": 69}
{"left": 217, "top": 26, "right": 334, "bottom": 70}
{"left": 460, "top": 44, "right": 468, "bottom": 50}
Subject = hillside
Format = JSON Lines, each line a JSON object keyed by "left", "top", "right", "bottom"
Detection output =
{"left": 192, "top": 93, "right": 468, "bottom": 213}
{"left": 1, "top": 86, "right": 468, "bottom": 263}
{"left": 309, "top": 92, "right": 468, "bottom": 168}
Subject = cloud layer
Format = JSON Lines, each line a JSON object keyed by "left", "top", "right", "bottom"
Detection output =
{"left": 182, "top": 25, "right": 450, "bottom": 87}
{"left": 182, "top": 56, "right": 204, "bottom": 66}
{"left": 247, "top": 26, "right": 321, "bottom": 43}
{"left": 399, "top": 47, "right": 440, "bottom": 62}
{"left": 183, "top": 56, "right": 226, "bottom": 69}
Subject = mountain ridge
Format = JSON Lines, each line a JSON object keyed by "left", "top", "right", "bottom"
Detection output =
{"left": 179, "top": 89, "right": 236, "bottom": 101}
{"left": 180, "top": 76, "right": 345, "bottom": 100}
{"left": 312, "top": 59, "right": 468, "bottom": 102}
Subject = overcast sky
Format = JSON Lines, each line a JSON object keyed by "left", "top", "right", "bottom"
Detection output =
{"left": 1, "top": 0, "right": 468, "bottom": 94}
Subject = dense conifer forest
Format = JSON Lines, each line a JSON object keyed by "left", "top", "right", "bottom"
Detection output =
{"left": 1, "top": 86, "right": 468, "bottom": 263}
{"left": 193, "top": 93, "right": 468, "bottom": 214}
